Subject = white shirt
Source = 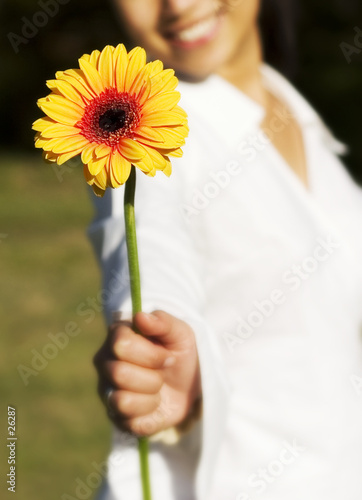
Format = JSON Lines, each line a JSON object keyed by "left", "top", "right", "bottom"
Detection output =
{"left": 88, "top": 64, "right": 362, "bottom": 500}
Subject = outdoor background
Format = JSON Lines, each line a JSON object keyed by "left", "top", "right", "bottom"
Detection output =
{"left": 1, "top": 1, "right": 362, "bottom": 499}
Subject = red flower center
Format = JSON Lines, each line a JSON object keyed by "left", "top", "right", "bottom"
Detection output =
{"left": 78, "top": 88, "right": 140, "bottom": 147}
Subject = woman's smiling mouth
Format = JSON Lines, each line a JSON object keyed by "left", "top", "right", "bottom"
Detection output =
{"left": 164, "top": 11, "right": 224, "bottom": 49}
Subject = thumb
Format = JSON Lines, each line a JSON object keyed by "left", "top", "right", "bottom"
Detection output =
{"left": 134, "top": 310, "right": 195, "bottom": 350}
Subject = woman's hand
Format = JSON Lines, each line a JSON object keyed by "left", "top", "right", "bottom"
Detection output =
{"left": 93, "top": 310, "right": 202, "bottom": 437}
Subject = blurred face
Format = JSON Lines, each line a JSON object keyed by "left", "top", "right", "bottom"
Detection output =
{"left": 112, "top": 0, "right": 261, "bottom": 81}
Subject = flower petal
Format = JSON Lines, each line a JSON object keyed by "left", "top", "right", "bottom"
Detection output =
{"left": 162, "top": 156, "right": 172, "bottom": 176}
{"left": 128, "top": 65, "right": 149, "bottom": 96}
{"left": 46, "top": 93, "right": 84, "bottom": 111}
{"left": 140, "top": 110, "right": 184, "bottom": 127}
{"left": 81, "top": 143, "right": 97, "bottom": 164}
{"left": 150, "top": 69, "right": 178, "bottom": 97}
{"left": 78, "top": 58, "right": 104, "bottom": 95}
{"left": 32, "top": 117, "right": 54, "bottom": 132}
{"left": 49, "top": 136, "right": 89, "bottom": 154}
{"left": 56, "top": 70, "right": 95, "bottom": 100}
{"left": 144, "top": 146, "right": 169, "bottom": 170}
{"left": 172, "top": 105, "right": 188, "bottom": 121}
{"left": 110, "top": 151, "right": 131, "bottom": 186}
{"left": 89, "top": 49, "right": 101, "bottom": 67}
{"left": 83, "top": 164, "right": 95, "bottom": 184}
{"left": 157, "top": 126, "right": 187, "bottom": 146}
{"left": 46, "top": 79, "right": 85, "bottom": 106}
{"left": 161, "top": 147, "right": 183, "bottom": 158}
{"left": 137, "top": 77, "right": 152, "bottom": 106}
{"left": 56, "top": 148, "right": 83, "bottom": 165}
{"left": 35, "top": 136, "right": 49, "bottom": 148}
{"left": 114, "top": 44, "right": 128, "bottom": 92}
{"left": 87, "top": 154, "right": 108, "bottom": 176}
{"left": 95, "top": 143, "right": 112, "bottom": 158}
{"left": 134, "top": 125, "right": 164, "bottom": 143}
{"left": 118, "top": 138, "right": 147, "bottom": 161}
{"left": 93, "top": 165, "right": 108, "bottom": 190}
{"left": 98, "top": 45, "right": 114, "bottom": 88}
{"left": 137, "top": 131, "right": 185, "bottom": 150}
{"left": 141, "top": 91, "right": 181, "bottom": 114}
{"left": 79, "top": 53, "right": 90, "bottom": 63}
{"left": 139, "top": 163, "right": 156, "bottom": 176}
{"left": 39, "top": 124, "right": 81, "bottom": 139}
{"left": 92, "top": 184, "right": 106, "bottom": 197}
{"left": 38, "top": 98, "right": 83, "bottom": 126}
{"left": 43, "top": 151, "right": 58, "bottom": 163}
{"left": 125, "top": 47, "right": 147, "bottom": 92}
{"left": 133, "top": 149, "right": 156, "bottom": 175}
{"left": 144, "top": 60, "right": 164, "bottom": 83}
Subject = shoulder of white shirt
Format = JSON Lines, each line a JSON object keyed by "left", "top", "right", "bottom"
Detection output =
{"left": 176, "top": 62, "right": 348, "bottom": 156}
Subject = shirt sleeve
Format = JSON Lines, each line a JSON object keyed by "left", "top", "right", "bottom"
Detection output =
{"left": 87, "top": 166, "right": 232, "bottom": 499}
{"left": 87, "top": 166, "right": 208, "bottom": 327}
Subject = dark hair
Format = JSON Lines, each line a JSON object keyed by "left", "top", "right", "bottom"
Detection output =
{"left": 259, "top": 0, "right": 300, "bottom": 78}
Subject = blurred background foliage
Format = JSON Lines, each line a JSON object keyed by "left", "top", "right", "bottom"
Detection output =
{"left": 0, "top": 1, "right": 361, "bottom": 500}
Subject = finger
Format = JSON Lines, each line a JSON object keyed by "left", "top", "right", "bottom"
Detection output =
{"left": 93, "top": 329, "right": 122, "bottom": 368}
{"left": 114, "top": 409, "right": 171, "bottom": 438}
{"left": 133, "top": 310, "right": 192, "bottom": 349}
{"left": 102, "top": 360, "right": 163, "bottom": 394}
{"left": 93, "top": 323, "right": 141, "bottom": 369}
{"left": 109, "top": 390, "right": 161, "bottom": 419}
{"left": 107, "top": 322, "right": 134, "bottom": 350}
{"left": 93, "top": 343, "right": 112, "bottom": 370}
{"left": 111, "top": 326, "right": 175, "bottom": 369}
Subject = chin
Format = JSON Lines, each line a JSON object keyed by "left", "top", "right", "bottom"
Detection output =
{"left": 173, "top": 48, "right": 231, "bottom": 83}
{"left": 165, "top": 55, "right": 225, "bottom": 83}
{"left": 145, "top": 42, "right": 228, "bottom": 83}
{"left": 172, "top": 67, "right": 213, "bottom": 83}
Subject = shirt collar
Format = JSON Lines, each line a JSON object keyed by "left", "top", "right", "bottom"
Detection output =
{"left": 177, "top": 72, "right": 265, "bottom": 149}
{"left": 260, "top": 64, "right": 347, "bottom": 155}
{"left": 177, "top": 63, "right": 347, "bottom": 155}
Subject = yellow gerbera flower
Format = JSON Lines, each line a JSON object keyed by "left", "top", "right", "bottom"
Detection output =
{"left": 32, "top": 44, "right": 188, "bottom": 196}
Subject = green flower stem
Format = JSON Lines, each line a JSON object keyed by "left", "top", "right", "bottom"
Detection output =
{"left": 124, "top": 165, "right": 142, "bottom": 316}
{"left": 124, "top": 165, "right": 152, "bottom": 500}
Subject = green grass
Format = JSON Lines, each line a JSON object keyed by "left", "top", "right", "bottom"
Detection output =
{"left": 0, "top": 153, "right": 112, "bottom": 500}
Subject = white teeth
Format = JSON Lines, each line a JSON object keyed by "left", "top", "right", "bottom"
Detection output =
{"left": 176, "top": 17, "right": 217, "bottom": 42}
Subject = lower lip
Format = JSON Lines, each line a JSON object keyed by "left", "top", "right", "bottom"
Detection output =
{"left": 166, "top": 15, "right": 223, "bottom": 50}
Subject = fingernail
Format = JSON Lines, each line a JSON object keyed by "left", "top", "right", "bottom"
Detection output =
{"left": 163, "top": 356, "right": 176, "bottom": 368}
{"left": 144, "top": 312, "right": 158, "bottom": 321}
